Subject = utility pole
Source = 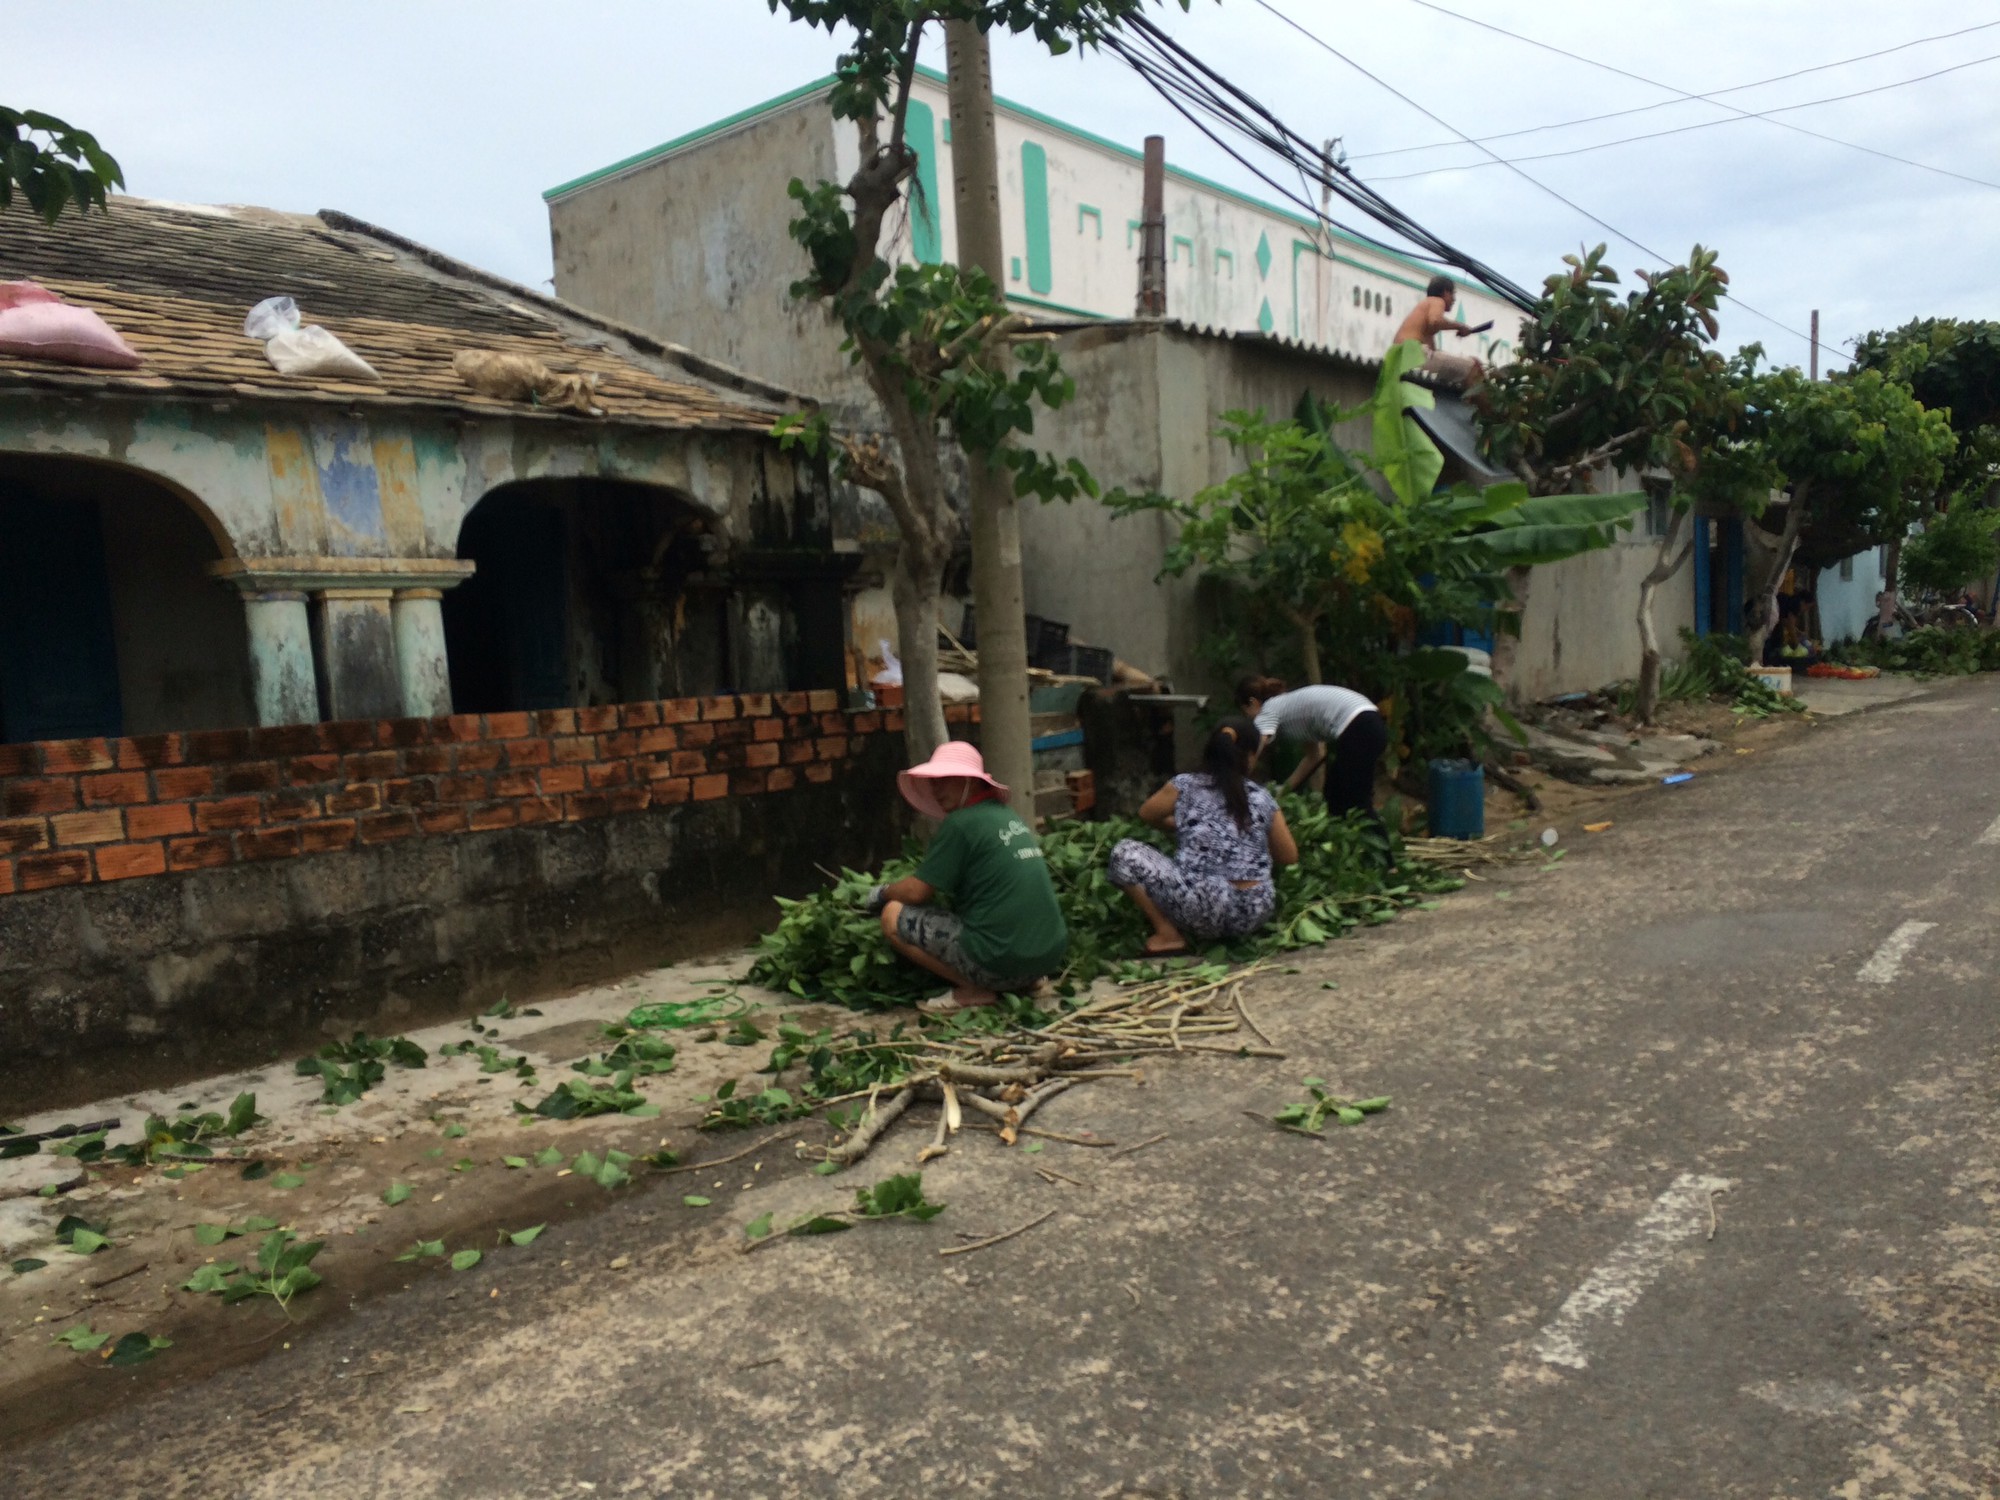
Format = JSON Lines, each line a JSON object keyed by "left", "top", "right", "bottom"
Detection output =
{"left": 1809, "top": 308, "right": 1820, "bottom": 381}
{"left": 945, "top": 18, "right": 1035, "bottom": 820}
{"left": 1136, "top": 135, "right": 1166, "bottom": 316}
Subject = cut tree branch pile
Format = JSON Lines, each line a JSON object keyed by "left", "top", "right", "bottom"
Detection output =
{"left": 807, "top": 962, "right": 1286, "bottom": 1170}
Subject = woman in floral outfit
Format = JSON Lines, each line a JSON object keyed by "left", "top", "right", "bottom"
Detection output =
{"left": 1107, "top": 717, "right": 1299, "bottom": 957}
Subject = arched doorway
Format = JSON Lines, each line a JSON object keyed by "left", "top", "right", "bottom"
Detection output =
{"left": 0, "top": 453, "right": 253, "bottom": 743}
{"left": 444, "top": 477, "right": 728, "bottom": 714}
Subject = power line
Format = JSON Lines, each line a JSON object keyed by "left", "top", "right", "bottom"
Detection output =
{"left": 1242, "top": 0, "right": 1829, "bottom": 358}
{"left": 1101, "top": 14, "right": 1542, "bottom": 307}
{"left": 1351, "top": 13, "right": 2000, "bottom": 162}
{"left": 1368, "top": 50, "right": 2000, "bottom": 188}
{"left": 1363, "top": 2, "right": 2000, "bottom": 196}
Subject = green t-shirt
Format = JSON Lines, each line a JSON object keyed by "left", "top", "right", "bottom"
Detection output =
{"left": 914, "top": 798, "right": 1069, "bottom": 981}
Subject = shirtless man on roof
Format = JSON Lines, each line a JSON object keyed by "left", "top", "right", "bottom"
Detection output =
{"left": 1392, "top": 274, "right": 1487, "bottom": 390}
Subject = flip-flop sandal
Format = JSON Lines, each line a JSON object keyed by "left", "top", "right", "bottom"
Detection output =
{"left": 919, "top": 994, "right": 998, "bottom": 1017}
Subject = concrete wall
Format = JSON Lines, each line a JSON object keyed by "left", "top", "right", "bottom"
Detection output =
{"left": 0, "top": 686, "right": 932, "bottom": 1086}
{"left": 1817, "top": 548, "right": 1890, "bottom": 644}
{"left": 549, "top": 96, "right": 867, "bottom": 417}
{"left": 1021, "top": 323, "right": 1376, "bottom": 694}
{"left": 1512, "top": 533, "right": 1699, "bottom": 702}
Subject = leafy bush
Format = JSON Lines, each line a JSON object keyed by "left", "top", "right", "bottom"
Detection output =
{"left": 1901, "top": 504, "right": 2000, "bottom": 595}
{"left": 1833, "top": 625, "right": 1995, "bottom": 677}
{"left": 745, "top": 795, "right": 1458, "bottom": 1013}
{"left": 1680, "top": 629, "right": 1805, "bottom": 717}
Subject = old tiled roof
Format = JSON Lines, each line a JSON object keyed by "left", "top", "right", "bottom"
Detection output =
{"left": 0, "top": 198, "right": 800, "bottom": 430}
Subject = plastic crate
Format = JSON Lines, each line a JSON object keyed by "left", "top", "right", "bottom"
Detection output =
{"left": 1062, "top": 644, "right": 1113, "bottom": 683}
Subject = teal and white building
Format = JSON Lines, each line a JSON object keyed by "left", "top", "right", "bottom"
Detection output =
{"left": 544, "top": 65, "right": 1518, "bottom": 419}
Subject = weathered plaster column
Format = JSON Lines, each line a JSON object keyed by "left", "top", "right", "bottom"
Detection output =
{"left": 241, "top": 591, "right": 320, "bottom": 727}
{"left": 313, "top": 589, "right": 403, "bottom": 723}
{"left": 392, "top": 588, "right": 452, "bottom": 719}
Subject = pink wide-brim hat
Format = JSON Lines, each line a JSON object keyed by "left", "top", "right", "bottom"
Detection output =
{"left": 896, "top": 740, "right": 1008, "bottom": 819}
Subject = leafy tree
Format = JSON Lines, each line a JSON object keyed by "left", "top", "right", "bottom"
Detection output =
{"left": 1114, "top": 345, "right": 1641, "bottom": 762}
{"left": 1851, "top": 318, "right": 2000, "bottom": 501}
{"left": 1476, "top": 244, "right": 1742, "bottom": 712}
{"left": 1900, "top": 500, "right": 2000, "bottom": 597}
{"left": 2, "top": 108, "right": 121, "bottom": 223}
{"left": 768, "top": 1, "right": 1181, "bottom": 762}
{"left": 1734, "top": 366, "right": 1953, "bottom": 663}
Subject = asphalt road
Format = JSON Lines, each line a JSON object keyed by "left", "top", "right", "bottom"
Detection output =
{"left": 5, "top": 678, "right": 1998, "bottom": 1498}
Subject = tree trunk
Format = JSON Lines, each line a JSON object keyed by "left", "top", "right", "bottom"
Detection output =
{"left": 1488, "top": 565, "right": 1532, "bottom": 701}
{"left": 891, "top": 545, "right": 949, "bottom": 766}
{"left": 1634, "top": 510, "right": 1693, "bottom": 724}
{"left": 1883, "top": 533, "right": 1905, "bottom": 609}
{"left": 1744, "top": 496, "right": 1807, "bottom": 668}
{"left": 1297, "top": 614, "right": 1323, "bottom": 685}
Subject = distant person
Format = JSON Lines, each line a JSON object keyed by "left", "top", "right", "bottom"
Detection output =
{"left": 867, "top": 742, "right": 1068, "bottom": 1016}
{"left": 1235, "top": 675, "right": 1389, "bottom": 835}
{"left": 1108, "top": 718, "right": 1299, "bottom": 957}
{"left": 1392, "top": 274, "right": 1487, "bottom": 389}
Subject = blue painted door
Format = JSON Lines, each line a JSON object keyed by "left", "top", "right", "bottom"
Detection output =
{"left": 0, "top": 491, "right": 123, "bottom": 742}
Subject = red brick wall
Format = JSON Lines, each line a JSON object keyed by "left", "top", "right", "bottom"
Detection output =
{"left": 0, "top": 686, "right": 964, "bottom": 897}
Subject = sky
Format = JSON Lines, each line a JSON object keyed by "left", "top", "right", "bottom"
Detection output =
{"left": 11, "top": 0, "right": 2000, "bottom": 373}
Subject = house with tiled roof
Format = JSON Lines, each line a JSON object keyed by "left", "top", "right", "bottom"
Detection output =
{"left": 0, "top": 196, "right": 857, "bottom": 743}
{"left": 0, "top": 198, "right": 909, "bottom": 1079}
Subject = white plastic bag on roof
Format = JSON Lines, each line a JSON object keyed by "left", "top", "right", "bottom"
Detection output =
{"left": 243, "top": 295, "right": 379, "bottom": 382}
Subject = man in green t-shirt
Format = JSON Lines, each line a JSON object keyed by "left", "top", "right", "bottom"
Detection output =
{"left": 869, "top": 742, "right": 1068, "bottom": 1016}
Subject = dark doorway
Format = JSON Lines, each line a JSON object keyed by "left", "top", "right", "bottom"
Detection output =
{"left": 445, "top": 488, "right": 573, "bottom": 714}
{"left": 0, "top": 488, "right": 122, "bottom": 741}
{"left": 0, "top": 456, "right": 252, "bottom": 745}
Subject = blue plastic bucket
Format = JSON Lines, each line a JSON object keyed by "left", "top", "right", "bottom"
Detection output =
{"left": 1427, "top": 758, "right": 1485, "bottom": 839}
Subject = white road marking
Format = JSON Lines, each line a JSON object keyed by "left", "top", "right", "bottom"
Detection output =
{"left": 1531, "top": 1173, "right": 1733, "bottom": 1370}
{"left": 1857, "top": 920, "right": 1936, "bottom": 984}
{"left": 1978, "top": 812, "right": 2000, "bottom": 845}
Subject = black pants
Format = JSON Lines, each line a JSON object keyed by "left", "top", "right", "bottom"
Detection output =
{"left": 1324, "top": 710, "right": 1388, "bottom": 826}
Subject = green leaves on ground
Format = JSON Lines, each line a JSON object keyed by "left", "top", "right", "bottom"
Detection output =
{"left": 1270, "top": 1078, "right": 1391, "bottom": 1137}
{"left": 700, "top": 1079, "right": 809, "bottom": 1132}
{"left": 296, "top": 1032, "right": 428, "bottom": 1106}
{"left": 192, "top": 1214, "right": 278, "bottom": 1248}
{"left": 11, "top": 1257, "right": 47, "bottom": 1274}
{"left": 450, "top": 1249, "right": 482, "bottom": 1271}
{"left": 382, "top": 1182, "right": 413, "bottom": 1206}
{"left": 851, "top": 1173, "right": 944, "bottom": 1222}
{"left": 749, "top": 799, "right": 1455, "bottom": 1015}
{"left": 112, "top": 1090, "right": 267, "bottom": 1165}
{"left": 577, "top": 1034, "right": 676, "bottom": 1079}
{"left": 747, "top": 1171, "right": 946, "bottom": 1246}
{"left": 437, "top": 1039, "right": 537, "bottom": 1084}
{"left": 503, "top": 1224, "right": 545, "bottom": 1247}
{"left": 396, "top": 1239, "right": 446, "bottom": 1262}
{"left": 570, "top": 1149, "right": 632, "bottom": 1190}
{"left": 107, "top": 1331, "right": 172, "bottom": 1365}
{"left": 532, "top": 1146, "right": 564, "bottom": 1168}
{"left": 531, "top": 1075, "right": 659, "bottom": 1120}
{"left": 53, "top": 1322, "right": 169, "bottom": 1363}
{"left": 683, "top": 1195, "right": 712, "bottom": 1207}
{"left": 1833, "top": 623, "right": 2000, "bottom": 679}
{"left": 55, "top": 1215, "right": 109, "bottom": 1255}
{"left": 181, "top": 1230, "right": 323, "bottom": 1310}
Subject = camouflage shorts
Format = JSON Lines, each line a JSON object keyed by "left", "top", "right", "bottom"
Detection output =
{"left": 893, "top": 905, "right": 1024, "bottom": 993}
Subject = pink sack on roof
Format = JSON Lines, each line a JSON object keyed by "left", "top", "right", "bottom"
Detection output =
{"left": 0, "top": 280, "right": 143, "bottom": 369}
